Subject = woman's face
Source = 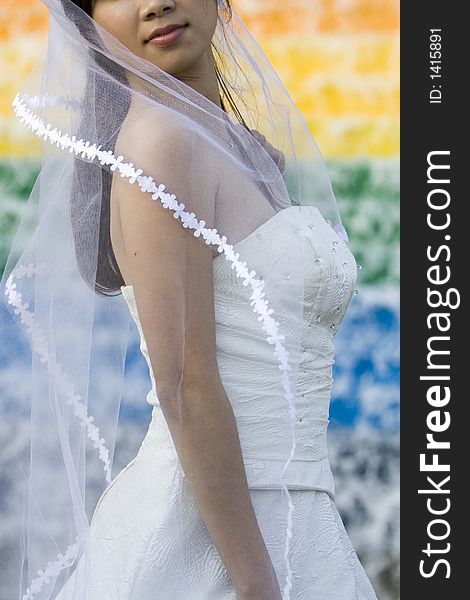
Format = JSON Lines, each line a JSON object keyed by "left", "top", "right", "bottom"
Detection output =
{"left": 91, "top": 0, "right": 218, "bottom": 78}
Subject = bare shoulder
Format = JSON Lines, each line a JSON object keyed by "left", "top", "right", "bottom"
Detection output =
{"left": 115, "top": 102, "right": 208, "bottom": 163}
{"left": 110, "top": 104, "right": 221, "bottom": 266}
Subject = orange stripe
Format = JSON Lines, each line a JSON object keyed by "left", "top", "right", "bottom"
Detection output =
{"left": 0, "top": 0, "right": 399, "bottom": 41}
{"left": 236, "top": 0, "right": 399, "bottom": 36}
{"left": 0, "top": 0, "right": 49, "bottom": 40}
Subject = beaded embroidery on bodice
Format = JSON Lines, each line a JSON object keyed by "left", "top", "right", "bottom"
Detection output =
{"left": 211, "top": 204, "right": 357, "bottom": 335}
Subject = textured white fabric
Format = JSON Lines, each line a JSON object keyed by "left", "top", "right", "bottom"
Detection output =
{"left": 122, "top": 205, "right": 358, "bottom": 495}
{"left": 54, "top": 204, "right": 378, "bottom": 599}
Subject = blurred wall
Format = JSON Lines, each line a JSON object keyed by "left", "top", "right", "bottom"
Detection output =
{"left": 0, "top": 1, "right": 399, "bottom": 598}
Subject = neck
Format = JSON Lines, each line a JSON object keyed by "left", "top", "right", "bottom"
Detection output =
{"left": 126, "top": 49, "right": 223, "bottom": 113}
{"left": 172, "top": 48, "right": 223, "bottom": 109}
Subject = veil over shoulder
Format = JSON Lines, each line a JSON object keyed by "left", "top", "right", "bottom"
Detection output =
{"left": 0, "top": 1, "right": 356, "bottom": 599}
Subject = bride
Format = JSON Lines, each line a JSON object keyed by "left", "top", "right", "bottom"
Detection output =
{"left": 2, "top": 1, "right": 379, "bottom": 599}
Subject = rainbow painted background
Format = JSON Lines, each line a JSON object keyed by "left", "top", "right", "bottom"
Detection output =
{"left": 0, "top": 1, "right": 399, "bottom": 599}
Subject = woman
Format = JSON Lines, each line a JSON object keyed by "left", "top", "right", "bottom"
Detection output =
{"left": 2, "top": 1, "right": 379, "bottom": 599}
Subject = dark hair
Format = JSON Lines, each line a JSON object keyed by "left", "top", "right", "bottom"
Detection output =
{"left": 65, "top": 0, "right": 248, "bottom": 296}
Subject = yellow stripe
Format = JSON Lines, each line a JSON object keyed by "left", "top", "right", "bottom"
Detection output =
{"left": 1, "top": 1, "right": 399, "bottom": 158}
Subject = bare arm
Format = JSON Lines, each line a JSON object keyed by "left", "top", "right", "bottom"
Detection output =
{"left": 164, "top": 377, "right": 280, "bottom": 598}
{"left": 114, "top": 118, "right": 281, "bottom": 598}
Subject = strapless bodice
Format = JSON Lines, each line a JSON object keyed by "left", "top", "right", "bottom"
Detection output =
{"left": 121, "top": 205, "right": 357, "bottom": 496}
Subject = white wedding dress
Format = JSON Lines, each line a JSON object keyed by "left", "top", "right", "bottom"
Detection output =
{"left": 55, "top": 205, "right": 378, "bottom": 599}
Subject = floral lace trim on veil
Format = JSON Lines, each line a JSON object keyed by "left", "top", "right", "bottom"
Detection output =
{"left": 8, "top": 93, "right": 298, "bottom": 600}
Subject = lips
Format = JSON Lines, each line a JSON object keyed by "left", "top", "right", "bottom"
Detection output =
{"left": 146, "top": 24, "right": 187, "bottom": 43}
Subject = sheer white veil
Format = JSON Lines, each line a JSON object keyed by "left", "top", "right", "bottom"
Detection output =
{"left": 0, "top": 1, "right": 350, "bottom": 598}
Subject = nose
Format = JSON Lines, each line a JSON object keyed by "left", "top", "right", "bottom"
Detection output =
{"left": 140, "top": 0, "right": 176, "bottom": 20}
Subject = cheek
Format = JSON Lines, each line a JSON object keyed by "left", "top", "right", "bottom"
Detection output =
{"left": 197, "top": 10, "right": 218, "bottom": 44}
{"left": 192, "top": 0, "right": 218, "bottom": 31}
{"left": 92, "top": 8, "right": 136, "bottom": 49}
